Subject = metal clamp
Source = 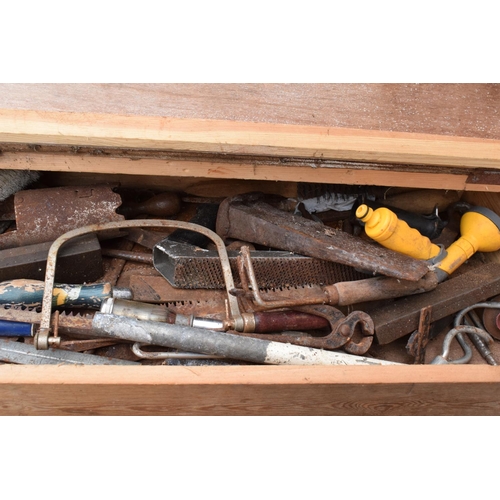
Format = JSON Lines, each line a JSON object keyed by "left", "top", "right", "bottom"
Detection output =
{"left": 35, "top": 220, "right": 242, "bottom": 350}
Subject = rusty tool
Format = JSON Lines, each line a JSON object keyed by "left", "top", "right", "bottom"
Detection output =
{"left": 215, "top": 192, "right": 430, "bottom": 281}
{"left": 128, "top": 274, "right": 373, "bottom": 318}
{"left": 0, "top": 306, "right": 95, "bottom": 338}
{"left": 0, "top": 234, "right": 103, "bottom": 283}
{"left": 33, "top": 219, "right": 245, "bottom": 349}
{"left": 153, "top": 240, "right": 368, "bottom": 290}
{"left": 229, "top": 304, "right": 375, "bottom": 355}
{"left": 406, "top": 305, "right": 433, "bottom": 364}
{"left": 129, "top": 274, "right": 332, "bottom": 305}
{"left": 371, "top": 262, "right": 500, "bottom": 345}
{"left": 0, "top": 185, "right": 125, "bottom": 250}
{"left": 100, "top": 297, "right": 330, "bottom": 334}
{"left": 154, "top": 199, "right": 365, "bottom": 290}
{"left": 128, "top": 274, "right": 230, "bottom": 315}
{"left": 232, "top": 245, "right": 438, "bottom": 311}
{"left": 92, "top": 312, "right": 400, "bottom": 366}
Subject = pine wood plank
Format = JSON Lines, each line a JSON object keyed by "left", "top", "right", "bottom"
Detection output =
{"left": 1, "top": 365, "right": 499, "bottom": 415}
{"left": 0, "top": 84, "right": 499, "bottom": 140}
{"left": 1, "top": 109, "right": 500, "bottom": 170}
{"left": 0, "top": 151, "right": 476, "bottom": 191}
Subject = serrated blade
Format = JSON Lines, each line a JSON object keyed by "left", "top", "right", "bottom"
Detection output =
{"left": 0, "top": 305, "right": 94, "bottom": 336}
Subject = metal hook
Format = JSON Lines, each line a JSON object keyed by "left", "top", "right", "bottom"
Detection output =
{"left": 131, "top": 343, "right": 222, "bottom": 360}
{"left": 430, "top": 325, "right": 493, "bottom": 365}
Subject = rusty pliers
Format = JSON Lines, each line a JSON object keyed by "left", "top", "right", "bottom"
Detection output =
{"left": 230, "top": 304, "right": 374, "bottom": 355}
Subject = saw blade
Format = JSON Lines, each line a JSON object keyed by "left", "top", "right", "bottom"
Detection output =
{"left": 0, "top": 305, "right": 95, "bottom": 336}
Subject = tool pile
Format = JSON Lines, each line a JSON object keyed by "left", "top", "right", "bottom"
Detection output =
{"left": 1, "top": 177, "right": 500, "bottom": 367}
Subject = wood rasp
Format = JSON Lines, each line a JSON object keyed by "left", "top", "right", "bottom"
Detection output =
{"left": 152, "top": 200, "right": 369, "bottom": 289}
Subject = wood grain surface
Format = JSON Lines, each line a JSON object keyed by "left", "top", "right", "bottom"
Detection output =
{"left": 1, "top": 108, "right": 500, "bottom": 171}
{"left": 0, "top": 151, "right": 479, "bottom": 191}
{"left": 1, "top": 84, "right": 499, "bottom": 416}
{"left": 0, "top": 83, "right": 499, "bottom": 139}
{"left": 0, "top": 365, "right": 499, "bottom": 415}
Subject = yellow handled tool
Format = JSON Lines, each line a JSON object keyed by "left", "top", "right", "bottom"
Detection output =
{"left": 356, "top": 204, "right": 500, "bottom": 282}
{"left": 356, "top": 204, "right": 441, "bottom": 260}
{"left": 436, "top": 207, "right": 500, "bottom": 279}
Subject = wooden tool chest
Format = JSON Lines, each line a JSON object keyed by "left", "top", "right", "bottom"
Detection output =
{"left": 1, "top": 83, "right": 500, "bottom": 415}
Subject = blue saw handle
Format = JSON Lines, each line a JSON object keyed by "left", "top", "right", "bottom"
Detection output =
{"left": 0, "top": 319, "right": 34, "bottom": 337}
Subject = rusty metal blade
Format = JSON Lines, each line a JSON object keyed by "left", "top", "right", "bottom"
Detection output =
{"left": 58, "top": 338, "right": 121, "bottom": 352}
{"left": 216, "top": 194, "right": 430, "bottom": 282}
{"left": 0, "top": 306, "right": 94, "bottom": 337}
{"left": 128, "top": 275, "right": 229, "bottom": 316}
{"left": 128, "top": 275, "right": 341, "bottom": 316}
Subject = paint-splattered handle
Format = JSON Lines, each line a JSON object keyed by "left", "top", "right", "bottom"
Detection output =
{"left": 0, "top": 279, "right": 113, "bottom": 308}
